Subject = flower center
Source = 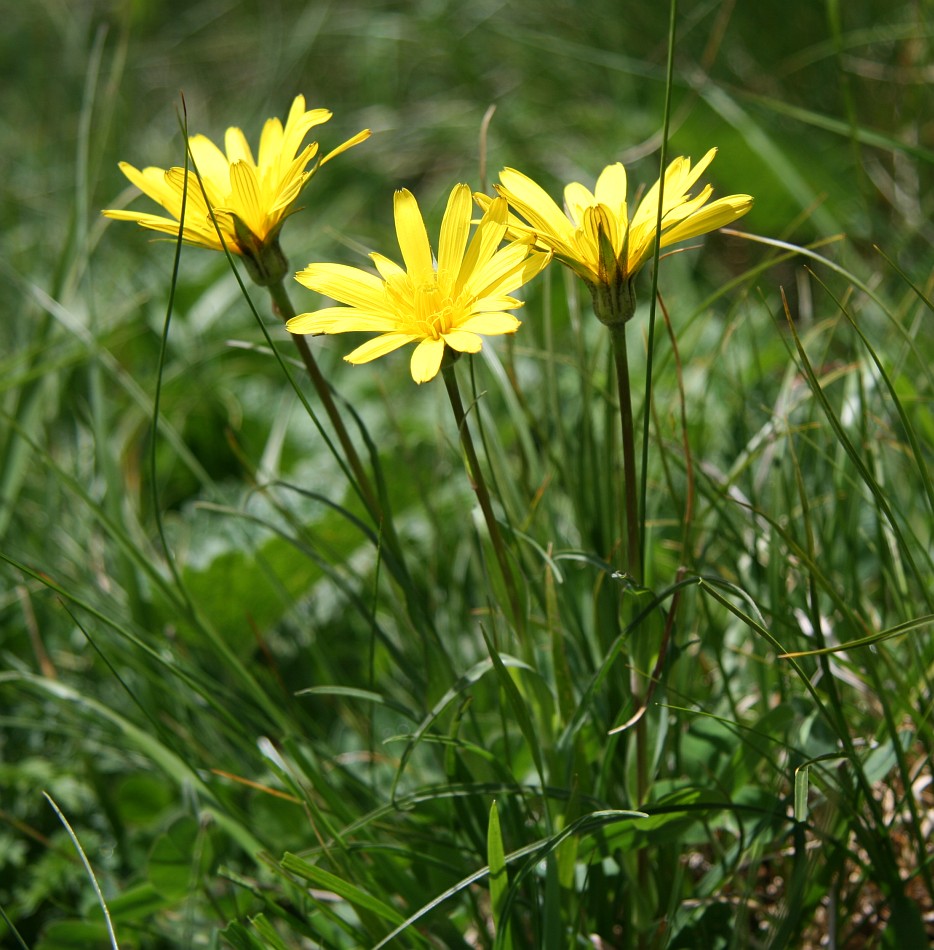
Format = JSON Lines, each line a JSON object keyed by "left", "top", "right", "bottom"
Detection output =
{"left": 413, "top": 280, "right": 466, "bottom": 339}
{"left": 386, "top": 274, "right": 471, "bottom": 340}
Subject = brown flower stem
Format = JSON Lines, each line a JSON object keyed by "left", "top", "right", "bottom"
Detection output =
{"left": 609, "top": 324, "right": 642, "bottom": 584}
{"left": 442, "top": 359, "right": 524, "bottom": 637}
{"left": 267, "top": 278, "right": 380, "bottom": 521}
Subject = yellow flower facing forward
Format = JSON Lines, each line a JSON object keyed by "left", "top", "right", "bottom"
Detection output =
{"left": 477, "top": 148, "right": 752, "bottom": 325}
{"left": 103, "top": 95, "right": 370, "bottom": 284}
{"left": 287, "top": 184, "right": 551, "bottom": 383}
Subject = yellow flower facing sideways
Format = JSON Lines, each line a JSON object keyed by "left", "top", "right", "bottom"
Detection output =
{"left": 477, "top": 148, "right": 752, "bottom": 324}
{"left": 103, "top": 96, "right": 370, "bottom": 284}
{"left": 287, "top": 184, "right": 551, "bottom": 383}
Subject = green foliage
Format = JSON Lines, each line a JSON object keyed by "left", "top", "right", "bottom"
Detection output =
{"left": 2, "top": 0, "right": 933, "bottom": 947}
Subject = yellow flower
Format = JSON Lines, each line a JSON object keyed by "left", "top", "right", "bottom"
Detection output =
{"left": 287, "top": 184, "right": 550, "bottom": 383}
{"left": 102, "top": 96, "right": 370, "bottom": 283}
{"left": 477, "top": 149, "right": 752, "bottom": 325}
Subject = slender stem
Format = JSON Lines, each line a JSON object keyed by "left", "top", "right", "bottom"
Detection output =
{"left": 442, "top": 360, "right": 524, "bottom": 636}
{"left": 267, "top": 278, "right": 381, "bottom": 521}
{"left": 610, "top": 325, "right": 642, "bottom": 584}
{"left": 611, "top": 322, "right": 650, "bottom": 925}
{"left": 641, "top": 0, "right": 679, "bottom": 583}
{"left": 268, "top": 278, "right": 456, "bottom": 685}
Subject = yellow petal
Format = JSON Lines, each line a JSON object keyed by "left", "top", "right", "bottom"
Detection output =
{"left": 437, "top": 184, "right": 472, "bottom": 290}
{"left": 102, "top": 209, "right": 182, "bottom": 233}
{"left": 594, "top": 162, "right": 628, "bottom": 210}
{"left": 347, "top": 332, "right": 420, "bottom": 365}
{"left": 471, "top": 295, "right": 523, "bottom": 313}
{"left": 458, "top": 313, "right": 521, "bottom": 336}
{"left": 320, "top": 128, "right": 371, "bottom": 166}
{"left": 257, "top": 116, "right": 285, "bottom": 168}
{"left": 393, "top": 189, "right": 434, "bottom": 284}
{"left": 582, "top": 204, "right": 619, "bottom": 282}
{"left": 116, "top": 163, "right": 174, "bottom": 207}
{"left": 457, "top": 196, "right": 508, "bottom": 295}
{"left": 286, "top": 308, "right": 399, "bottom": 334}
{"left": 474, "top": 191, "right": 543, "bottom": 246}
{"left": 442, "top": 330, "right": 483, "bottom": 353}
{"left": 280, "top": 101, "right": 332, "bottom": 162}
{"left": 163, "top": 167, "right": 219, "bottom": 211}
{"left": 660, "top": 184, "right": 714, "bottom": 227}
{"left": 187, "top": 134, "right": 231, "bottom": 191}
{"left": 295, "top": 263, "right": 387, "bottom": 311}
{"left": 497, "top": 167, "right": 575, "bottom": 242}
{"left": 659, "top": 194, "right": 753, "bottom": 247}
{"left": 678, "top": 148, "right": 717, "bottom": 195}
{"left": 466, "top": 239, "right": 539, "bottom": 299}
{"left": 409, "top": 337, "right": 446, "bottom": 382}
{"left": 370, "top": 252, "right": 406, "bottom": 281}
{"left": 268, "top": 153, "right": 314, "bottom": 213}
{"left": 228, "top": 161, "right": 264, "bottom": 238}
{"left": 563, "top": 181, "right": 597, "bottom": 227}
{"left": 224, "top": 126, "right": 255, "bottom": 166}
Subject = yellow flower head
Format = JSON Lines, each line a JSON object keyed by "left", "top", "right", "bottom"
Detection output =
{"left": 103, "top": 96, "right": 370, "bottom": 283}
{"left": 476, "top": 149, "right": 752, "bottom": 323}
{"left": 287, "top": 184, "right": 551, "bottom": 383}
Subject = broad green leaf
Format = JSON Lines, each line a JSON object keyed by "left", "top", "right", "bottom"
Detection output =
{"left": 114, "top": 774, "right": 175, "bottom": 827}
{"left": 147, "top": 815, "right": 213, "bottom": 900}
{"left": 35, "top": 920, "right": 111, "bottom": 950}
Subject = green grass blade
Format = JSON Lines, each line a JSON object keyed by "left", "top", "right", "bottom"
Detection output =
{"left": 43, "top": 792, "right": 119, "bottom": 950}
{"left": 487, "top": 801, "right": 510, "bottom": 947}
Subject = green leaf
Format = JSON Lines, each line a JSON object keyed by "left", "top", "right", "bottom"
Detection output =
{"left": 883, "top": 894, "right": 928, "bottom": 948}
{"left": 482, "top": 631, "right": 546, "bottom": 789}
{"left": 624, "top": 586, "right": 665, "bottom": 695}
{"left": 246, "top": 914, "right": 291, "bottom": 950}
{"left": 114, "top": 773, "right": 175, "bottom": 827}
{"left": 794, "top": 765, "right": 809, "bottom": 823}
{"left": 91, "top": 883, "right": 175, "bottom": 923}
{"left": 221, "top": 920, "right": 267, "bottom": 950}
{"left": 487, "top": 801, "right": 508, "bottom": 941}
{"left": 170, "top": 528, "right": 322, "bottom": 658}
{"left": 147, "top": 815, "right": 213, "bottom": 899}
{"left": 555, "top": 780, "right": 581, "bottom": 890}
{"left": 35, "top": 920, "right": 111, "bottom": 950}
{"left": 280, "top": 853, "right": 407, "bottom": 927}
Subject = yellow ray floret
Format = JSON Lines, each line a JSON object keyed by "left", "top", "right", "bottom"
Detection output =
{"left": 287, "top": 184, "right": 551, "bottom": 383}
{"left": 475, "top": 149, "right": 752, "bottom": 291}
{"left": 103, "top": 95, "right": 370, "bottom": 255}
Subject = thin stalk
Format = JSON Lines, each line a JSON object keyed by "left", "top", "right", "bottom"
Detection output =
{"left": 636, "top": 2, "right": 677, "bottom": 937}
{"left": 641, "top": 0, "right": 679, "bottom": 579}
{"left": 269, "top": 279, "right": 451, "bottom": 680}
{"left": 610, "top": 314, "right": 648, "bottom": 950}
{"left": 267, "top": 278, "right": 381, "bottom": 521}
{"left": 442, "top": 359, "right": 524, "bottom": 637}
{"left": 609, "top": 325, "right": 642, "bottom": 584}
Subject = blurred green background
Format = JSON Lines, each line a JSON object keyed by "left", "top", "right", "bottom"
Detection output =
{"left": 7, "top": 0, "right": 930, "bottom": 267}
